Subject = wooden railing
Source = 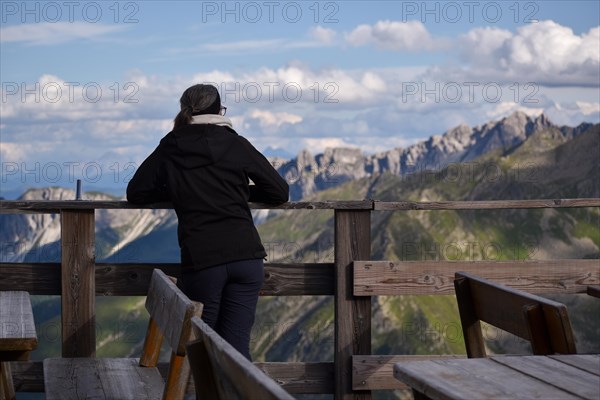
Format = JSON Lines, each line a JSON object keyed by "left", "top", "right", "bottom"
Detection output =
{"left": 1, "top": 198, "right": 599, "bottom": 399}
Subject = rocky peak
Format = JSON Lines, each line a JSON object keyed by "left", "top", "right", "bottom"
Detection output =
{"left": 277, "top": 111, "right": 573, "bottom": 200}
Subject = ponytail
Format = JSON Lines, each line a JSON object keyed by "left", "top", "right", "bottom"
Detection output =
{"left": 173, "top": 105, "right": 194, "bottom": 129}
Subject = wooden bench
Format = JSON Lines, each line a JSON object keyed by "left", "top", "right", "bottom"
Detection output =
{"left": 587, "top": 285, "right": 600, "bottom": 298}
{"left": 43, "top": 269, "right": 202, "bottom": 400}
{"left": 187, "top": 316, "right": 295, "bottom": 400}
{"left": 454, "top": 271, "right": 577, "bottom": 358}
{"left": 0, "top": 291, "right": 38, "bottom": 400}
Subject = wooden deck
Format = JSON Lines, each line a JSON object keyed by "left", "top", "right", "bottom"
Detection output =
{"left": 1, "top": 198, "right": 599, "bottom": 399}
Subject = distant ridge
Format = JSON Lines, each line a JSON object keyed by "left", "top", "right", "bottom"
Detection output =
{"left": 276, "top": 111, "right": 593, "bottom": 200}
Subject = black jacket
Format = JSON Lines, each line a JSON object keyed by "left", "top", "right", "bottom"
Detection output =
{"left": 126, "top": 122, "right": 289, "bottom": 269}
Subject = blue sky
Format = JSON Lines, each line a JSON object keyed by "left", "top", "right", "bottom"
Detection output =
{"left": 1, "top": 1, "right": 599, "bottom": 196}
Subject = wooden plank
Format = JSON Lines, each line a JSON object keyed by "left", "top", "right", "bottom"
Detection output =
{"left": 335, "top": 210, "right": 371, "bottom": 400}
{"left": 492, "top": 356, "right": 600, "bottom": 399}
{"left": 393, "top": 358, "right": 581, "bottom": 400}
{"left": 0, "top": 292, "right": 37, "bottom": 353}
{"left": 5, "top": 259, "right": 597, "bottom": 297}
{"left": 43, "top": 358, "right": 164, "bottom": 400}
{"left": 186, "top": 337, "right": 219, "bottom": 400}
{"left": 256, "top": 362, "right": 334, "bottom": 394}
{"left": 144, "top": 269, "right": 198, "bottom": 356}
{"left": 261, "top": 263, "right": 334, "bottom": 295}
{"left": 0, "top": 200, "right": 373, "bottom": 212}
{"left": 60, "top": 209, "right": 96, "bottom": 357}
{"left": 11, "top": 360, "right": 334, "bottom": 395}
{"left": 191, "top": 316, "right": 295, "bottom": 400}
{"left": 453, "top": 276, "right": 486, "bottom": 358}
{"left": 354, "top": 260, "right": 600, "bottom": 295}
{"left": 9, "top": 361, "right": 44, "bottom": 392}
{"left": 352, "top": 355, "right": 465, "bottom": 390}
{"left": 461, "top": 272, "right": 576, "bottom": 354}
{"left": 0, "top": 264, "right": 61, "bottom": 295}
{"left": 374, "top": 198, "right": 600, "bottom": 210}
{"left": 0, "top": 263, "right": 334, "bottom": 296}
{"left": 138, "top": 318, "right": 163, "bottom": 367}
{"left": 549, "top": 354, "right": 600, "bottom": 376}
{"left": 163, "top": 352, "right": 191, "bottom": 400}
{"left": 4, "top": 198, "right": 600, "bottom": 212}
{"left": 95, "top": 264, "right": 179, "bottom": 296}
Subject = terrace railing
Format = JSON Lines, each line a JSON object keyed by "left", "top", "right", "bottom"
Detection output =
{"left": 1, "top": 198, "right": 599, "bottom": 399}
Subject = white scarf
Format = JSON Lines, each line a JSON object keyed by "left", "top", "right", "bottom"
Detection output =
{"left": 191, "top": 114, "right": 233, "bottom": 128}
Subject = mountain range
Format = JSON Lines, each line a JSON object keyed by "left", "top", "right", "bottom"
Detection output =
{"left": 275, "top": 111, "right": 594, "bottom": 200}
{"left": 2, "top": 111, "right": 598, "bottom": 399}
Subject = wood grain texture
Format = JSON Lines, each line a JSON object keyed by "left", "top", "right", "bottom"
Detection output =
{"left": 0, "top": 292, "right": 37, "bottom": 352}
{"left": 455, "top": 271, "right": 576, "bottom": 357}
{"left": 374, "top": 198, "right": 600, "bottom": 210}
{"left": 354, "top": 260, "right": 600, "bottom": 295}
{"left": 11, "top": 360, "right": 335, "bottom": 395}
{"left": 393, "top": 357, "right": 584, "bottom": 400}
{"left": 9, "top": 361, "right": 43, "bottom": 393}
{"left": 0, "top": 263, "right": 334, "bottom": 296}
{"left": 43, "top": 358, "right": 164, "bottom": 400}
{"left": 190, "top": 316, "right": 295, "bottom": 400}
{"left": 335, "top": 210, "right": 371, "bottom": 400}
{"left": 60, "top": 209, "right": 96, "bottom": 358}
{"left": 0, "top": 264, "right": 60, "bottom": 295}
{"left": 352, "top": 355, "right": 465, "bottom": 390}
{"left": 42, "top": 270, "right": 201, "bottom": 400}
{"left": 549, "top": 354, "right": 600, "bottom": 376}
{"left": 492, "top": 356, "right": 599, "bottom": 399}
{"left": 186, "top": 337, "right": 219, "bottom": 400}
{"left": 144, "top": 269, "right": 197, "bottom": 356}
{"left": 0, "top": 200, "right": 373, "bottom": 211}
{"left": 3, "top": 198, "right": 599, "bottom": 212}
{"left": 255, "top": 362, "right": 334, "bottom": 394}
{"left": 261, "top": 263, "right": 334, "bottom": 295}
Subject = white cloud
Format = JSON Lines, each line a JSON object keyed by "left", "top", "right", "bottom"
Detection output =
{"left": 173, "top": 26, "right": 337, "bottom": 55}
{"left": 0, "top": 22, "right": 127, "bottom": 45}
{"left": 575, "top": 101, "right": 600, "bottom": 116}
{"left": 485, "top": 102, "right": 544, "bottom": 120}
{"left": 2, "top": 63, "right": 598, "bottom": 170}
{"left": 455, "top": 21, "right": 600, "bottom": 86}
{"left": 0, "top": 141, "right": 56, "bottom": 164}
{"left": 301, "top": 138, "right": 358, "bottom": 154}
{"left": 346, "top": 20, "right": 446, "bottom": 51}
{"left": 309, "top": 26, "right": 337, "bottom": 45}
{"left": 197, "top": 39, "right": 286, "bottom": 53}
{"left": 247, "top": 109, "right": 302, "bottom": 131}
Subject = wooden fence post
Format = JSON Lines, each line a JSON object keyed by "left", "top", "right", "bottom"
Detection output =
{"left": 334, "top": 209, "right": 371, "bottom": 399}
{"left": 60, "top": 209, "right": 96, "bottom": 357}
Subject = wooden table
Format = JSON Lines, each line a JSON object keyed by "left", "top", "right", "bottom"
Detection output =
{"left": 0, "top": 291, "right": 38, "bottom": 400}
{"left": 394, "top": 354, "right": 600, "bottom": 400}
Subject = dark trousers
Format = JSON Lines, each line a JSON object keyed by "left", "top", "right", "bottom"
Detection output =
{"left": 178, "top": 258, "right": 264, "bottom": 360}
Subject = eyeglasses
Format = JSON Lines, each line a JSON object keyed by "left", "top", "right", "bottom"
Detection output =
{"left": 219, "top": 106, "right": 227, "bottom": 116}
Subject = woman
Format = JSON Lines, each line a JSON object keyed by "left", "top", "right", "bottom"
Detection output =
{"left": 127, "top": 84, "right": 289, "bottom": 359}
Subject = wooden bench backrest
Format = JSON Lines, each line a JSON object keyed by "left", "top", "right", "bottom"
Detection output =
{"left": 141, "top": 269, "right": 202, "bottom": 400}
{"left": 187, "top": 316, "right": 295, "bottom": 400}
{"left": 454, "top": 271, "right": 577, "bottom": 358}
{"left": 144, "top": 269, "right": 197, "bottom": 356}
